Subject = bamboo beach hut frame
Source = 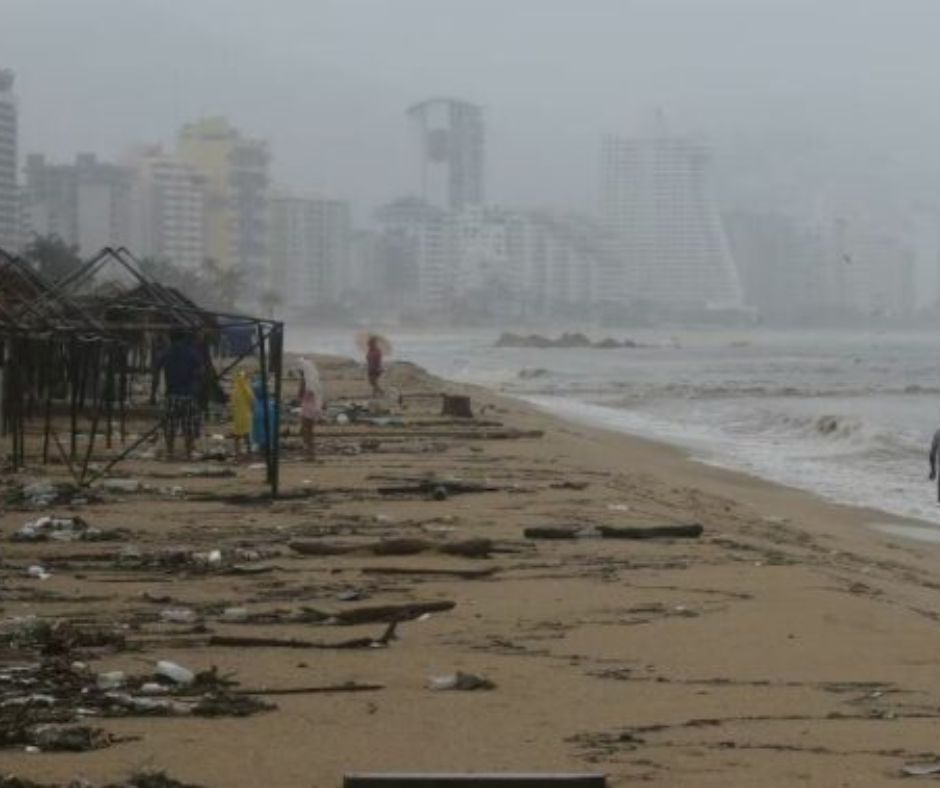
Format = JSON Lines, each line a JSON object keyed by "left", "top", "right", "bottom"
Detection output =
{"left": 0, "top": 246, "right": 285, "bottom": 497}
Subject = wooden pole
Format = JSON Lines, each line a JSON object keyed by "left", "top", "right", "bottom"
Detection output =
{"left": 270, "top": 322, "right": 283, "bottom": 497}
{"left": 257, "top": 324, "right": 273, "bottom": 486}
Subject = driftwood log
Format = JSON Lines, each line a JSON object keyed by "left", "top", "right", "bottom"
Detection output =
{"left": 327, "top": 600, "right": 455, "bottom": 625}
{"left": 234, "top": 683, "right": 384, "bottom": 696}
{"left": 597, "top": 524, "right": 704, "bottom": 540}
{"left": 209, "top": 621, "right": 400, "bottom": 649}
{"left": 361, "top": 566, "right": 498, "bottom": 579}
{"left": 290, "top": 538, "right": 493, "bottom": 559}
{"left": 523, "top": 526, "right": 581, "bottom": 540}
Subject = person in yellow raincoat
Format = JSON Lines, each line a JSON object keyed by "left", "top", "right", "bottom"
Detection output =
{"left": 230, "top": 370, "right": 254, "bottom": 456}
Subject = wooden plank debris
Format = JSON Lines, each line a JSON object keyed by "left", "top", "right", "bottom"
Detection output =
{"left": 597, "top": 524, "right": 704, "bottom": 540}
{"left": 290, "top": 538, "right": 493, "bottom": 559}
{"left": 361, "top": 566, "right": 498, "bottom": 579}
{"left": 343, "top": 775, "right": 607, "bottom": 787}
{"left": 523, "top": 526, "right": 581, "bottom": 540}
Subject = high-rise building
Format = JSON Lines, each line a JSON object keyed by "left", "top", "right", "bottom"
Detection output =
{"left": 513, "top": 211, "right": 607, "bottom": 318}
{"left": 177, "top": 117, "right": 270, "bottom": 289}
{"left": 600, "top": 132, "right": 743, "bottom": 311}
{"left": 269, "top": 193, "right": 351, "bottom": 314}
{"left": 0, "top": 69, "right": 18, "bottom": 250}
{"left": 408, "top": 98, "right": 484, "bottom": 212}
{"left": 450, "top": 207, "right": 604, "bottom": 320}
{"left": 724, "top": 211, "right": 828, "bottom": 323}
{"left": 22, "top": 153, "right": 132, "bottom": 254}
{"left": 126, "top": 146, "right": 207, "bottom": 271}
{"left": 376, "top": 196, "right": 453, "bottom": 315}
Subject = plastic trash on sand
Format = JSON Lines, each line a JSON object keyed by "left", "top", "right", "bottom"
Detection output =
{"left": 428, "top": 671, "right": 495, "bottom": 691}
{"left": 902, "top": 760, "right": 940, "bottom": 777}
{"left": 159, "top": 608, "right": 198, "bottom": 625}
{"left": 12, "top": 515, "right": 100, "bottom": 543}
{"left": 154, "top": 660, "right": 195, "bottom": 686}
{"left": 27, "top": 565, "right": 50, "bottom": 580}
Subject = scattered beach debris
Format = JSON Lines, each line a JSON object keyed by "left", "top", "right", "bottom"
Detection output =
{"left": 118, "top": 545, "right": 279, "bottom": 574}
{"left": 25, "top": 723, "right": 113, "bottom": 752}
{"left": 11, "top": 515, "right": 125, "bottom": 543}
{"left": 0, "top": 770, "right": 205, "bottom": 788}
{"left": 1, "top": 617, "right": 126, "bottom": 654}
{"left": 5, "top": 480, "right": 96, "bottom": 509}
{"left": 0, "top": 657, "right": 273, "bottom": 754}
{"left": 428, "top": 671, "right": 495, "bottom": 691}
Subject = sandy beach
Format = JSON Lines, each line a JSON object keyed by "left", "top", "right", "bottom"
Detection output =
{"left": 4, "top": 355, "right": 940, "bottom": 787}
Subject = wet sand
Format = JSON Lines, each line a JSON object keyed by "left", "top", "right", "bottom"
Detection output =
{"left": 4, "top": 356, "right": 940, "bottom": 787}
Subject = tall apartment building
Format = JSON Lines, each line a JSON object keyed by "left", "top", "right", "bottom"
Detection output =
{"left": 177, "top": 117, "right": 270, "bottom": 289}
{"left": 514, "top": 211, "right": 606, "bottom": 318}
{"left": 408, "top": 98, "right": 484, "bottom": 212}
{"left": 0, "top": 69, "right": 18, "bottom": 250}
{"left": 724, "top": 211, "right": 828, "bottom": 323}
{"left": 22, "top": 153, "right": 131, "bottom": 255}
{"left": 375, "top": 196, "right": 453, "bottom": 316}
{"left": 451, "top": 205, "right": 514, "bottom": 302}
{"left": 599, "top": 132, "right": 743, "bottom": 312}
{"left": 374, "top": 198, "right": 606, "bottom": 322}
{"left": 269, "top": 193, "right": 351, "bottom": 315}
{"left": 126, "top": 146, "right": 206, "bottom": 271}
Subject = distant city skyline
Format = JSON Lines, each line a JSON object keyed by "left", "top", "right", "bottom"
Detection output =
{"left": 6, "top": 0, "right": 940, "bottom": 221}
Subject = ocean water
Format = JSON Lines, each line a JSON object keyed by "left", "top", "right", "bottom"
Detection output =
{"left": 288, "top": 328, "right": 940, "bottom": 523}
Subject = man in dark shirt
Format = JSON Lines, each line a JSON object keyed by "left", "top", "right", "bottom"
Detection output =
{"left": 153, "top": 332, "right": 204, "bottom": 458}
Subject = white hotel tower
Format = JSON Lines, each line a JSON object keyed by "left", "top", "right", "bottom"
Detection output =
{"left": 600, "top": 129, "right": 743, "bottom": 311}
{"left": 0, "top": 69, "right": 17, "bottom": 250}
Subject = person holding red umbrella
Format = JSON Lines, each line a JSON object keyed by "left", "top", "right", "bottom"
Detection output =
{"left": 366, "top": 335, "right": 385, "bottom": 398}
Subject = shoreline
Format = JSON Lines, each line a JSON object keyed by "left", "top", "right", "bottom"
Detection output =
{"left": 4, "top": 358, "right": 940, "bottom": 786}
{"left": 516, "top": 390, "right": 940, "bottom": 536}
{"left": 460, "top": 377, "right": 936, "bottom": 539}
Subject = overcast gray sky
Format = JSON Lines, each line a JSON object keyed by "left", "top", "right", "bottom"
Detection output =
{"left": 5, "top": 0, "right": 940, "bottom": 219}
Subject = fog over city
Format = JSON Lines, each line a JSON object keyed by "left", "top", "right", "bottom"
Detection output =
{"left": 4, "top": 0, "right": 940, "bottom": 325}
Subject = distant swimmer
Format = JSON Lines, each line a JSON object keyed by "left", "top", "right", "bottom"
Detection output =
{"left": 929, "top": 429, "right": 940, "bottom": 502}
